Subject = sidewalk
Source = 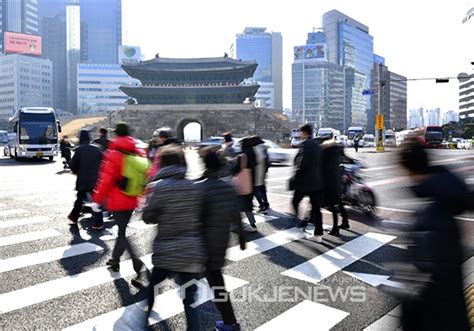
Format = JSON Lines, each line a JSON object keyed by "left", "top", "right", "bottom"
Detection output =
{"left": 364, "top": 256, "right": 474, "bottom": 330}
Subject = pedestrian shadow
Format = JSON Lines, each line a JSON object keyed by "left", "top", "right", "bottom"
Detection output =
{"left": 55, "top": 169, "right": 72, "bottom": 175}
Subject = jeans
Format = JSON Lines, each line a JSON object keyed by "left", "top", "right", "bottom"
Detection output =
{"left": 70, "top": 190, "right": 103, "bottom": 226}
{"left": 111, "top": 210, "right": 143, "bottom": 273}
{"left": 206, "top": 269, "right": 237, "bottom": 325}
{"left": 148, "top": 268, "right": 202, "bottom": 331}
{"left": 292, "top": 190, "right": 323, "bottom": 235}
{"left": 245, "top": 211, "right": 256, "bottom": 227}
{"left": 254, "top": 185, "right": 269, "bottom": 209}
{"left": 328, "top": 202, "right": 349, "bottom": 229}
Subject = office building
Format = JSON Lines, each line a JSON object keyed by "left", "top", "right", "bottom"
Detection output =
{"left": 77, "top": 63, "right": 138, "bottom": 114}
{"left": 427, "top": 108, "right": 441, "bottom": 126}
{"left": 0, "top": 54, "right": 52, "bottom": 129}
{"left": 443, "top": 110, "right": 459, "bottom": 124}
{"left": 372, "top": 60, "right": 407, "bottom": 130}
{"left": 66, "top": 0, "right": 81, "bottom": 114}
{"left": 459, "top": 74, "right": 474, "bottom": 113}
{"left": 322, "top": 10, "right": 374, "bottom": 131}
{"left": 234, "top": 27, "right": 283, "bottom": 110}
{"left": 409, "top": 108, "right": 424, "bottom": 129}
{"left": 80, "top": 0, "right": 122, "bottom": 64}
{"left": 0, "top": 0, "right": 39, "bottom": 53}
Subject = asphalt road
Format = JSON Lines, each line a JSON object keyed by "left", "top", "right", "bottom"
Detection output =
{"left": 0, "top": 147, "right": 472, "bottom": 330}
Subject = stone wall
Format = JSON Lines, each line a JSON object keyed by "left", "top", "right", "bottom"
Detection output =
{"left": 114, "top": 104, "right": 293, "bottom": 143}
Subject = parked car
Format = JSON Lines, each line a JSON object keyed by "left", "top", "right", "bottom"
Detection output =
{"left": 457, "top": 139, "right": 472, "bottom": 150}
{"left": 199, "top": 136, "right": 224, "bottom": 148}
{"left": 263, "top": 139, "right": 295, "bottom": 165}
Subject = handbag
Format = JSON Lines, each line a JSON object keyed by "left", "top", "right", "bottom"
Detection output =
{"left": 233, "top": 155, "right": 253, "bottom": 195}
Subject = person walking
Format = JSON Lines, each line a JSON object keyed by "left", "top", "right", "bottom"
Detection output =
{"left": 59, "top": 135, "right": 73, "bottom": 169}
{"left": 395, "top": 139, "right": 470, "bottom": 331}
{"left": 142, "top": 145, "right": 205, "bottom": 331}
{"left": 92, "top": 122, "right": 145, "bottom": 285}
{"left": 252, "top": 136, "right": 270, "bottom": 214}
{"left": 235, "top": 137, "right": 258, "bottom": 232}
{"left": 68, "top": 130, "right": 103, "bottom": 229}
{"left": 353, "top": 134, "right": 361, "bottom": 153}
{"left": 289, "top": 124, "right": 324, "bottom": 243}
{"left": 219, "top": 132, "right": 236, "bottom": 180}
{"left": 148, "top": 127, "right": 180, "bottom": 180}
{"left": 199, "top": 148, "right": 245, "bottom": 331}
{"left": 93, "top": 128, "right": 110, "bottom": 152}
{"left": 319, "top": 135, "right": 349, "bottom": 236}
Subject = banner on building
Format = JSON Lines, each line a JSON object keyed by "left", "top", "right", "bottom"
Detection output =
{"left": 4, "top": 32, "right": 42, "bottom": 56}
{"left": 118, "top": 46, "right": 141, "bottom": 65}
{"left": 294, "top": 44, "right": 327, "bottom": 61}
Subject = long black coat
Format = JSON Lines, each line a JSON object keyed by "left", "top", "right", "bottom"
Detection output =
{"left": 292, "top": 138, "right": 323, "bottom": 192}
{"left": 200, "top": 173, "right": 245, "bottom": 270}
{"left": 70, "top": 131, "right": 102, "bottom": 192}
{"left": 320, "top": 141, "right": 343, "bottom": 205}
{"left": 402, "top": 166, "right": 470, "bottom": 330}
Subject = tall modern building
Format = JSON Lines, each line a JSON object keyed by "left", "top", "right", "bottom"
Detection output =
{"left": 322, "top": 10, "right": 374, "bottom": 131}
{"left": 66, "top": 0, "right": 81, "bottom": 114}
{"left": 443, "top": 110, "right": 459, "bottom": 124}
{"left": 409, "top": 108, "right": 424, "bottom": 129}
{"left": 372, "top": 58, "right": 407, "bottom": 130}
{"left": 80, "top": 0, "right": 122, "bottom": 64}
{"left": 0, "top": 0, "right": 39, "bottom": 53}
{"left": 234, "top": 27, "right": 283, "bottom": 110}
{"left": 459, "top": 74, "right": 474, "bottom": 113}
{"left": 0, "top": 54, "right": 52, "bottom": 130}
{"left": 427, "top": 108, "right": 441, "bottom": 126}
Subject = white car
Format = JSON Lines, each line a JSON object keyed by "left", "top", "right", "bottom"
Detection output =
{"left": 263, "top": 140, "right": 295, "bottom": 165}
{"left": 457, "top": 139, "right": 472, "bottom": 150}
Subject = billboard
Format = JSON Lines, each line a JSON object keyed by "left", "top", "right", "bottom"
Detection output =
{"left": 4, "top": 32, "right": 42, "bottom": 56}
{"left": 294, "top": 44, "right": 327, "bottom": 61}
{"left": 118, "top": 46, "right": 141, "bottom": 65}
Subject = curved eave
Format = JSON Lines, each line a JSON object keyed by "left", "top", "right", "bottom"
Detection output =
{"left": 122, "top": 63, "right": 258, "bottom": 78}
{"left": 120, "top": 84, "right": 260, "bottom": 96}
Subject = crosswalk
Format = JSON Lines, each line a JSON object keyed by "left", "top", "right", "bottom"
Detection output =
{"left": 0, "top": 177, "right": 407, "bottom": 330}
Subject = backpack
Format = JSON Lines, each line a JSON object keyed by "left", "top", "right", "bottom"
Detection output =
{"left": 119, "top": 153, "right": 150, "bottom": 196}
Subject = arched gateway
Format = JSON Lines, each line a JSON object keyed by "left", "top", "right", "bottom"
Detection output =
{"left": 117, "top": 56, "right": 292, "bottom": 142}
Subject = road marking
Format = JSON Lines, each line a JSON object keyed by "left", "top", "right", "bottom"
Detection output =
{"left": 390, "top": 243, "right": 409, "bottom": 250}
{"left": 255, "top": 300, "right": 349, "bottom": 331}
{"left": 0, "top": 243, "right": 103, "bottom": 273}
{"left": 0, "top": 229, "right": 61, "bottom": 248}
{"left": 362, "top": 165, "right": 397, "bottom": 172}
{"left": 0, "top": 216, "right": 51, "bottom": 229}
{"left": 377, "top": 206, "right": 413, "bottom": 213}
{"left": 13, "top": 193, "right": 75, "bottom": 201}
{"left": 243, "top": 214, "right": 277, "bottom": 225}
{"left": 0, "top": 203, "right": 5, "bottom": 207}
{"left": 281, "top": 232, "right": 396, "bottom": 285}
{"left": 226, "top": 227, "right": 307, "bottom": 261}
{"left": 266, "top": 176, "right": 291, "bottom": 182}
{"left": 64, "top": 275, "right": 249, "bottom": 331}
{"left": 0, "top": 209, "right": 28, "bottom": 217}
{"left": 33, "top": 199, "right": 75, "bottom": 207}
{"left": 366, "top": 176, "right": 408, "bottom": 187}
{"left": 0, "top": 254, "right": 154, "bottom": 314}
{"left": 343, "top": 272, "right": 404, "bottom": 288}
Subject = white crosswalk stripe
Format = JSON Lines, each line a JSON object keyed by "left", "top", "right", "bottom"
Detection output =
{"left": 0, "top": 216, "right": 51, "bottom": 229}
{"left": 0, "top": 208, "right": 28, "bottom": 217}
{"left": 0, "top": 229, "right": 61, "bottom": 247}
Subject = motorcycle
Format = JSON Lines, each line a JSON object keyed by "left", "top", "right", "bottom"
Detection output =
{"left": 341, "top": 161, "right": 377, "bottom": 216}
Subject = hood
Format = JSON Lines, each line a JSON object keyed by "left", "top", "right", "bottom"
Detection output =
{"left": 155, "top": 165, "right": 186, "bottom": 181}
{"left": 79, "top": 130, "right": 91, "bottom": 145}
{"left": 109, "top": 136, "right": 141, "bottom": 155}
{"left": 160, "top": 137, "right": 180, "bottom": 148}
{"left": 412, "top": 166, "right": 469, "bottom": 215}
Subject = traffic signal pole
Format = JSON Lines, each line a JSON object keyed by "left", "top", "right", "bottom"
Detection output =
{"left": 376, "top": 63, "right": 385, "bottom": 152}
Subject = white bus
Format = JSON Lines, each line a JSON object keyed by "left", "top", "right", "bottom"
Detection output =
{"left": 8, "top": 107, "right": 61, "bottom": 161}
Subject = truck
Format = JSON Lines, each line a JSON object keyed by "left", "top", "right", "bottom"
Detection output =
{"left": 7, "top": 107, "right": 61, "bottom": 161}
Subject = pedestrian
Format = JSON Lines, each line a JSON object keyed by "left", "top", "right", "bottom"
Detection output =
{"left": 59, "top": 135, "right": 73, "bottom": 169}
{"left": 289, "top": 124, "right": 324, "bottom": 242}
{"left": 218, "top": 132, "right": 236, "bottom": 180}
{"left": 235, "top": 136, "right": 258, "bottom": 232}
{"left": 353, "top": 134, "right": 361, "bottom": 153}
{"left": 68, "top": 130, "right": 103, "bottom": 229}
{"left": 396, "top": 138, "right": 470, "bottom": 330}
{"left": 147, "top": 130, "right": 160, "bottom": 161}
{"left": 318, "top": 135, "right": 349, "bottom": 236}
{"left": 199, "top": 147, "right": 245, "bottom": 331}
{"left": 142, "top": 145, "right": 205, "bottom": 331}
{"left": 93, "top": 128, "right": 110, "bottom": 152}
{"left": 92, "top": 122, "right": 146, "bottom": 285}
{"left": 252, "top": 136, "right": 270, "bottom": 214}
{"left": 148, "top": 127, "right": 180, "bottom": 180}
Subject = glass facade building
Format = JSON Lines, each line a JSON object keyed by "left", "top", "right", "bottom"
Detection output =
{"left": 0, "top": 0, "right": 39, "bottom": 53}
{"left": 323, "top": 10, "right": 374, "bottom": 132}
{"left": 235, "top": 27, "right": 283, "bottom": 110}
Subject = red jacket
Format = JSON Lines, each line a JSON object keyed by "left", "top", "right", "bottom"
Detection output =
{"left": 93, "top": 136, "right": 143, "bottom": 211}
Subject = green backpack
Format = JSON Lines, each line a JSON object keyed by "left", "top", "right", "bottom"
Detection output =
{"left": 120, "top": 154, "right": 150, "bottom": 196}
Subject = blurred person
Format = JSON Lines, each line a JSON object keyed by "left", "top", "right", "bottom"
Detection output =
{"left": 252, "top": 136, "right": 270, "bottom": 214}
{"left": 235, "top": 136, "right": 258, "bottom": 232}
{"left": 318, "top": 135, "right": 349, "bottom": 236}
{"left": 353, "top": 133, "right": 361, "bottom": 153}
{"left": 199, "top": 147, "right": 245, "bottom": 331}
{"left": 219, "top": 132, "right": 236, "bottom": 180}
{"left": 68, "top": 130, "right": 103, "bottom": 230}
{"left": 396, "top": 138, "right": 470, "bottom": 331}
{"left": 142, "top": 145, "right": 205, "bottom": 331}
{"left": 147, "top": 130, "right": 160, "bottom": 161}
{"left": 93, "top": 122, "right": 146, "bottom": 285}
{"left": 93, "top": 128, "right": 110, "bottom": 152}
{"left": 59, "top": 135, "right": 73, "bottom": 169}
{"left": 148, "top": 127, "right": 180, "bottom": 180}
{"left": 289, "top": 124, "right": 324, "bottom": 243}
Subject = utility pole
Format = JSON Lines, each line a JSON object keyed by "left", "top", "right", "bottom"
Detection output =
{"left": 376, "top": 63, "right": 385, "bottom": 152}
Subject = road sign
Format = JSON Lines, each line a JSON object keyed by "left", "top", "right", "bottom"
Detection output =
{"left": 362, "top": 89, "right": 374, "bottom": 96}
{"left": 376, "top": 114, "right": 384, "bottom": 130}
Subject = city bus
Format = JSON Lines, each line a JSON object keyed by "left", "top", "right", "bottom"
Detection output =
{"left": 409, "top": 126, "right": 443, "bottom": 148}
{"left": 8, "top": 107, "right": 61, "bottom": 161}
{"left": 346, "top": 127, "right": 364, "bottom": 146}
{"left": 384, "top": 129, "right": 396, "bottom": 147}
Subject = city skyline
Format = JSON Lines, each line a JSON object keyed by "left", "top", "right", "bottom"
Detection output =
{"left": 122, "top": 0, "right": 473, "bottom": 113}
